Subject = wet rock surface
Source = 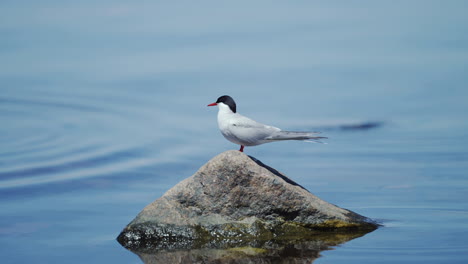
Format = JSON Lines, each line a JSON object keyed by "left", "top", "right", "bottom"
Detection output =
{"left": 118, "top": 150, "right": 378, "bottom": 252}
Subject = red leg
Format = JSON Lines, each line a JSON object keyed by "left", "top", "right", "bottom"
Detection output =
{"left": 239, "top": 145, "right": 244, "bottom": 152}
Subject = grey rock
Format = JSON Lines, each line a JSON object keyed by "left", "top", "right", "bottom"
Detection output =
{"left": 118, "top": 150, "right": 378, "bottom": 251}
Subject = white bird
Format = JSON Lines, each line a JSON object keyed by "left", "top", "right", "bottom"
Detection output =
{"left": 208, "top": 95, "right": 327, "bottom": 152}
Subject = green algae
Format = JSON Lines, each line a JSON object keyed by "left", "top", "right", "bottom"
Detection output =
{"left": 227, "top": 247, "right": 268, "bottom": 255}
{"left": 118, "top": 217, "right": 378, "bottom": 253}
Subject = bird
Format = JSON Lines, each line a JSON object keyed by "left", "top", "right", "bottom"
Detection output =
{"left": 207, "top": 95, "right": 327, "bottom": 152}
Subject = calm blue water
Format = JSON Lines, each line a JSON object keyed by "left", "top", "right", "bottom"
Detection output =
{"left": 1, "top": 1, "right": 468, "bottom": 263}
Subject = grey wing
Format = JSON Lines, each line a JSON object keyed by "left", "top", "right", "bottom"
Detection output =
{"left": 229, "top": 116, "right": 281, "bottom": 145}
{"left": 265, "top": 130, "right": 327, "bottom": 143}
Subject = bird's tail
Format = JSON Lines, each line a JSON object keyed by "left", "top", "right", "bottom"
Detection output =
{"left": 266, "top": 131, "right": 328, "bottom": 144}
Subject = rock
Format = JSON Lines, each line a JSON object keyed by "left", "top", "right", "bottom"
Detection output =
{"left": 117, "top": 150, "right": 378, "bottom": 251}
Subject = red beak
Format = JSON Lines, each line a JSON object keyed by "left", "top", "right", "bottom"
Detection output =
{"left": 207, "top": 102, "right": 217, "bottom": 106}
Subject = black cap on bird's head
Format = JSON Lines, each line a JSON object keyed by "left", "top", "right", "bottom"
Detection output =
{"left": 207, "top": 95, "right": 237, "bottom": 113}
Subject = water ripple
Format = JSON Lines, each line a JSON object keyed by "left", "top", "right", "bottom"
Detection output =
{"left": 0, "top": 97, "right": 106, "bottom": 113}
{"left": 0, "top": 90, "right": 161, "bottom": 190}
{"left": 0, "top": 145, "right": 149, "bottom": 180}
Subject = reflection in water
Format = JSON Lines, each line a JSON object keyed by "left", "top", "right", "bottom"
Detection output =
{"left": 311, "top": 121, "right": 384, "bottom": 132}
{"left": 121, "top": 231, "right": 372, "bottom": 264}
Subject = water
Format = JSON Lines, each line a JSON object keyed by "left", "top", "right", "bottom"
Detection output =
{"left": 1, "top": 1, "right": 468, "bottom": 263}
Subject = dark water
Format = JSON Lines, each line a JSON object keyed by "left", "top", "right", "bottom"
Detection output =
{"left": 1, "top": 1, "right": 468, "bottom": 263}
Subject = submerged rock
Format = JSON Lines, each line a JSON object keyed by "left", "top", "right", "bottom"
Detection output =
{"left": 118, "top": 150, "right": 378, "bottom": 251}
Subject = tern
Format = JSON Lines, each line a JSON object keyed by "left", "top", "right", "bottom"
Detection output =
{"left": 208, "top": 95, "right": 327, "bottom": 152}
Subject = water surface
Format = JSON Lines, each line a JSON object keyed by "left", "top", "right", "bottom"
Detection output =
{"left": 1, "top": 1, "right": 468, "bottom": 263}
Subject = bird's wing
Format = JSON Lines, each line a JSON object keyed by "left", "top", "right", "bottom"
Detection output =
{"left": 228, "top": 114, "right": 281, "bottom": 145}
{"left": 265, "top": 131, "right": 328, "bottom": 143}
